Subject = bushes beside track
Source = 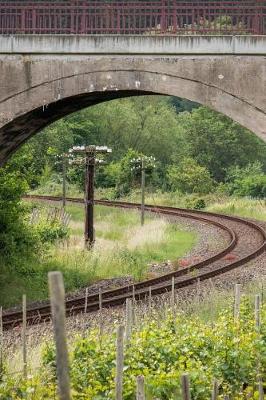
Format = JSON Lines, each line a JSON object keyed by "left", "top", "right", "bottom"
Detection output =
{"left": 1, "top": 297, "right": 265, "bottom": 399}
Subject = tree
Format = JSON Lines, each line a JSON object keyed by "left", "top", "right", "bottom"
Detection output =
{"left": 0, "top": 167, "right": 33, "bottom": 261}
{"left": 78, "top": 96, "right": 182, "bottom": 165}
{"left": 169, "top": 97, "right": 199, "bottom": 113}
{"left": 174, "top": 107, "right": 266, "bottom": 182}
{"left": 223, "top": 162, "right": 266, "bottom": 198}
{"left": 167, "top": 158, "right": 215, "bottom": 194}
{"left": 8, "top": 97, "right": 266, "bottom": 196}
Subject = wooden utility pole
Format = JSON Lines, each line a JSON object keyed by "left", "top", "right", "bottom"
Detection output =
{"left": 54, "top": 153, "right": 69, "bottom": 208}
{"left": 70, "top": 145, "right": 112, "bottom": 249}
{"left": 62, "top": 154, "right": 67, "bottom": 208}
{"left": 84, "top": 146, "right": 96, "bottom": 248}
{"left": 141, "top": 158, "right": 145, "bottom": 226}
{"left": 131, "top": 156, "right": 155, "bottom": 227}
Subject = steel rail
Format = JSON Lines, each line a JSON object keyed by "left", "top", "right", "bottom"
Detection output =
{"left": 3, "top": 195, "right": 266, "bottom": 330}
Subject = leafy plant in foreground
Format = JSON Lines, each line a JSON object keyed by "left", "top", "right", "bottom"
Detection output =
{"left": 5, "top": 299, "right": 262, "bottom": 399}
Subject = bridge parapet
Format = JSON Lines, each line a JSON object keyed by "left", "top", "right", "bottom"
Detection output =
{"left": 0, "top": 0, "right": 265, "bottom": 36}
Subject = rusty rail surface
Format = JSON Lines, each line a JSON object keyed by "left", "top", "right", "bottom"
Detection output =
{"left": 0, "top": 0, "right": 265, "bottom": 35}
{"left": 2, "top": 194, "right": 266, "bottom": 330}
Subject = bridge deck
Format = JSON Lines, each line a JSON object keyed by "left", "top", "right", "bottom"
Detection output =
{"left": 0, "top": 34, "right": 265, "bottom": 55}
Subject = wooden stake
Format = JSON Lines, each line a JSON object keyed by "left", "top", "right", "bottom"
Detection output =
{"left": 99, "top": 287, "right": 103, "bottom": 310}
{"left": 234, "top": 284, "right": 241, "bottom": 320}
{"left": 148, "top": 287, "right": 152, "bottom": 312}
{"left": 132, "top": 285, "right": 136, "bottom": 325}
{"left": 0, "top": 306, "right": 3, "bottom": 377}
{"left": 48, "top": 272, "right": 71, "bottom": 400}
{"left": 125, "top": 299, "right": 133, "bottom": 343}
{"left": 181, "top": 373, "right": 191, "bottom": 400}
{"left": 211, "top": 379, "right": 219, "bottom": 400}
{"left": 171, "top": 277, "right": 175, "bottom": 310}
{"left": 22, "top": 295, "right": 27, "bottom": 379}
{"left": 258, "top": 379, "right": 264, "bottom": 400}
{"left": 84, "top": 287, "right": 89, "bottom": 314}
{"left": 209, "top": 278, "right": 216, "bottom": 292}
{"left": 136, "top": 375, "right": 145, "bottom": 400}
{"left": 196, "top": 278, "right": 201, "bottom": 299}
{"left": 115, "top": 325, "right": 125, "bottom": 400}
{"left": 255, "top": 294, "right": 261, "bottom": 330}
{"left": 132, "top": 285, "right": 135, "bottom": 303}
{"left": 99, "top": 288, "right": 103, "bottom": 337}
{"left": 255, "top": 294, "right": 263, "bottom": 399}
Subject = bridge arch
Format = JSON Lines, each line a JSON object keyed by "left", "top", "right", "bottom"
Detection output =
{"left": 0, "top": 54, "right": 265, "bottom": 165}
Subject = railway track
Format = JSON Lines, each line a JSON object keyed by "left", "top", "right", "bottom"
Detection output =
{"left": 3, "top": 194, "right": 266, "bottom": 330}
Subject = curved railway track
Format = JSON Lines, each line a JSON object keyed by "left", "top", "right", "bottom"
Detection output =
{"left": 3, "top": 194, "right": 266, "bottom": 330}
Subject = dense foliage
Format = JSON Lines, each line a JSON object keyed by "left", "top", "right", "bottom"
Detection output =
{"left": 0, "top": 166, "right": 35, "bottom": 262}
{"left": 1, "top": 298, "right": 266, "bottom": 399}
{"left": 0, "top": 166, "right": 68, "bottom": 265}
{"left": 167, "top": 158, "right": 215, "bottom": 194}
{"left": 222, "top": 162, "right": 266, "bottom": 199}
{"left": 12, "top": 96, "right": 265, "bottom": 198}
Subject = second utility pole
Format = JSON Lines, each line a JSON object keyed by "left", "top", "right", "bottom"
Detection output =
{"left": 62, "top": 154, "right": 67, "bottom": 208}
{"left": 141, "top": 158, "right": 145, "bottom": 226}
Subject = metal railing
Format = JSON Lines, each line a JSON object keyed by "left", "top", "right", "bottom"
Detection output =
{"left": 0, "top": 0, "right": 265, "bottom": 35}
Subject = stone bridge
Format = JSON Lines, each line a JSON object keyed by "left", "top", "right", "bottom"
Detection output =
{"left": 0, "top": 35, "right": 265, "bottom": 165}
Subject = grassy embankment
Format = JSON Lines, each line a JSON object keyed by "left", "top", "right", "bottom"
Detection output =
{"left": 123, "top": 191, "right": 266, "bottom": 221}
{"left": 31, "top": 181, "right": 266, "bottom": 221}
{"left": 0, "top": 202, "right": 196, "bottom": 308}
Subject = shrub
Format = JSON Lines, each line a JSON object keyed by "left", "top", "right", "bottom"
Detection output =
{"left": 19, "top": 299, "right": 266, "bottom": 399}
{"left": 185, "top": 196, "right": 206, "bottom": 210}
{"left": 167, "top": 158, "right": 215, "bottom": 194}
{"left": 36, "top": 220, "right": 69, "bottom": 244}
{"left": 96, "top": 162, "right": 121, "bottom": 188}
{"left": 0, "top": 168, "right": 39, "bottom": 262}
{"left": 224, "top": 162, "right": 266, "bottom": 199}
{"left": 234, "top": 175, "right": 266, "bottom": 198}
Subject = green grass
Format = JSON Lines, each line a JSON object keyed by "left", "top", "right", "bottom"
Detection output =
{"left": 122, "top": 190, "right": 266, "bottom": 222}
{"left": 5, "top": 192, "right": 264, "bottom": 309}
{"left": 0, "top": 203, "right": 196, "bottom": 308}
{"left": 206, "top": 197, "right": 266, "bottom": 221}
{"left": 0, "top": 259, "right": 90, "bottom": 308}
{"left": 51, "top": 204, "right": 196, "bottom": 283}
{"left": 30, "top": 182, "right": 266, "bottom": 221}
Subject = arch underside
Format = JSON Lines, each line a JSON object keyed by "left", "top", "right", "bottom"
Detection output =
{"left": 0, "top": 65, "right": 265, "bottom": 165}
